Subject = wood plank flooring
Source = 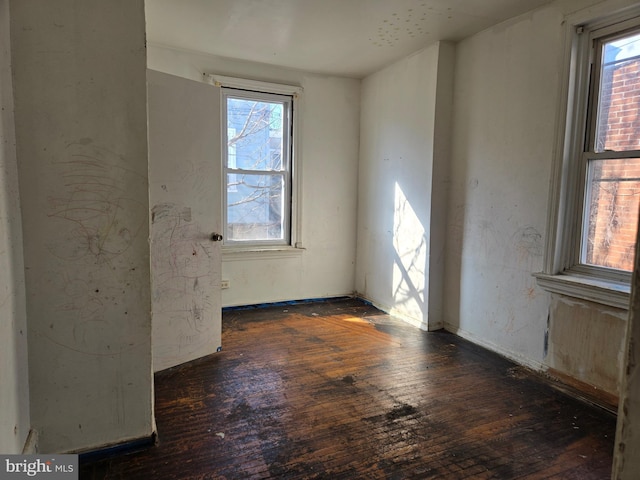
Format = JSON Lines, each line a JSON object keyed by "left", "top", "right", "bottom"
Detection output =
{"left": 80, "top": 297, "right": 616, "bottom": 479}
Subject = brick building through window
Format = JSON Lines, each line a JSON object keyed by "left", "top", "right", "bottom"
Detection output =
{"left": 585, "top": 32, "right": 640, "bottom": 271}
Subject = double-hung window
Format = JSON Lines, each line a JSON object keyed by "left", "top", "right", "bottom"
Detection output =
{"left": 582, "top": 23, "right": 640, "bottom": 275}
{"left": 217, "top": 78, "right": 299, "bottom": 249}
{"left": 538, "top": 8, "right": 640, "bottom": 308}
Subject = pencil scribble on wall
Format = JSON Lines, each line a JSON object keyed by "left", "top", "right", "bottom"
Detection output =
{"left": 151, "top": 202, "right": 213, "bottom": 363}
{"left": 46, "top": 141, "right": 147, "bottom": 264}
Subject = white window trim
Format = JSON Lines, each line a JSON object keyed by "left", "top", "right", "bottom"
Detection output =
{"left": 536, "top": 3, "right": 640, "bottom": 310}
{"left": 204, "top": 73, "right": 304, "bottom": 256}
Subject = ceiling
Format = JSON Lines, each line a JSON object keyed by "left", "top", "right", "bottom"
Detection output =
{"left": 145, "top": 0, "right": 552, "bottom": 78}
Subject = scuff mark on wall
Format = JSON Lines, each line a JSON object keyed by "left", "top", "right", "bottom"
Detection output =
{"left": 151, "top": 203, "right": 191, "bottom": 224}
{"left": 474, "top": 218, "right": 501, "bottom": 256}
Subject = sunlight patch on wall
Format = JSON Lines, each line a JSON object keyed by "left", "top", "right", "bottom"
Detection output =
{"left": 392, "top": 182, "right": 426, "bottom": 321}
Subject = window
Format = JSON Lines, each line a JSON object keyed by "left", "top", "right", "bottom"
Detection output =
{"left": 581, "top": 25, "right": 640, "bottom": 275}
{"left": 537, "top": 8, "right": 640, "bottom": 308}
{"left": 215, "top": 78, "right": 300, "bottom": 249}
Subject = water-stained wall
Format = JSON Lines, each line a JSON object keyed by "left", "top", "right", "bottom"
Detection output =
{"left": 547, "top": 295, "right": 626, "bottom": 396}
{"left": 11, "top": 0, "right": 153, "bottom": 453}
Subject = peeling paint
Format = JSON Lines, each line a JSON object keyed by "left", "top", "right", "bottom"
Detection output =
{"left": 543, "top": 311, "right": 550, "bottom": 358}
{"left": 547, "top": 294, "right": 626, "bottom": 396}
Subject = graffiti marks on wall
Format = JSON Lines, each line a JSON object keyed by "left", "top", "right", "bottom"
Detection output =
{"left": 46, "top": 142, "right": 147, "bottom": 264}
{"left": 151, "top": 202, "right": 215, "bottom": 362}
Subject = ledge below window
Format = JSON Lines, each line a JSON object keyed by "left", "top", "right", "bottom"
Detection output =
{"left": 222, "top": 245, "right": 305, "bottom": 262}
{"left": 534, "top": 272, "right": 631, "bottom": 310}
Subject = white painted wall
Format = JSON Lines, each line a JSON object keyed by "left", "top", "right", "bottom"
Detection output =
{"left": 355, "top": 42, "right": 454, "bottom": 330}
{"left": 443, "top": 6, "right": 560, "bottom": 368}
{"left": 148, "top": 45, "right": 360, "bottom": 307}
{"left": 0, "top": 0, "right": 30, "bottom": 454}
{"left": 11, "top": 0, "right": 153, "bottom": 453}
{"left": 354, "top": 0, "right": 631, "bottom": 398}
{"left": 443, "top": 0, "right": 633, "bottom": 395}
{"left": 1, "top": 0, "right": 628, "bottom": 459}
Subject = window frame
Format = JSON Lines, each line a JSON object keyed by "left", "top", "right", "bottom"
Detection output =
{"left": 205, "top": 74, "right": 304, "bottom": 254}
{"left": 536, "top": 5, "right": 640, "bottom": 309}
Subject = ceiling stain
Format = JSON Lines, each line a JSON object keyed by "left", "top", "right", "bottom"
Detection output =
{"left": 371, "top": 3, "right": 446, "bottom": 48}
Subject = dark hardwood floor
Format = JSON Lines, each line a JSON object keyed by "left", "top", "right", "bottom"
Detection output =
{"left": 80, "top": 297, "right": 616, "bottom": 479}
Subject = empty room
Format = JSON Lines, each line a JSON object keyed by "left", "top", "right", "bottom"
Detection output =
{"left": 3, "top": 0, "right": 640, "bottom": 478}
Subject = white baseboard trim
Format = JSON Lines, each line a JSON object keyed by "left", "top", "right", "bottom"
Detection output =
{"left": 444, "top": 322, "right": 548, "bottom": 373}
{"left": 356, "top": 294, "right": 430, "bottom": 331}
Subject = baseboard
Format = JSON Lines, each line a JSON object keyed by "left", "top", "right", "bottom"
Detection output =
{"left": 444, "top": 323, "right": 547, "bottom": 372}
{"left": 222, "top": 295, "right": 353, "bottom": 311}
{"left": 545, "top": 368, "right": 619, "bottom": 415}
{"left": 22, "top": 428, "right": 38, "bottom": 454}
{"left": 355, "top": 294, "right": 430, "bottom": 331}
{"left": 445, "top": 323, "right": 618, "bottom": 415}
{"left": 76, "top": 432, "right": 157, "bottom": 463}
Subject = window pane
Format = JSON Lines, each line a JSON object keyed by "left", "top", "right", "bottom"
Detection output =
{"left": 226, "top": 98, "right": 284, "bottom": 171}
{"left": 227, "top": 127, "right": 237, "bottom": 192}
{"left": 227, "top": 173, "right": 284, "bottom": 242}
{"left": 594, "top": 32, "right": 640, "bottom": 153}
{"left": 583, "top": 158, "right": 640, "bottom": 271}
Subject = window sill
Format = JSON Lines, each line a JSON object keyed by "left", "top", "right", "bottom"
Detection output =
{"left": 534, "top": 272, "right": 630, "bottom": 310}
{"left": 222, "top": 245, "right": 305, "bottom": 262}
